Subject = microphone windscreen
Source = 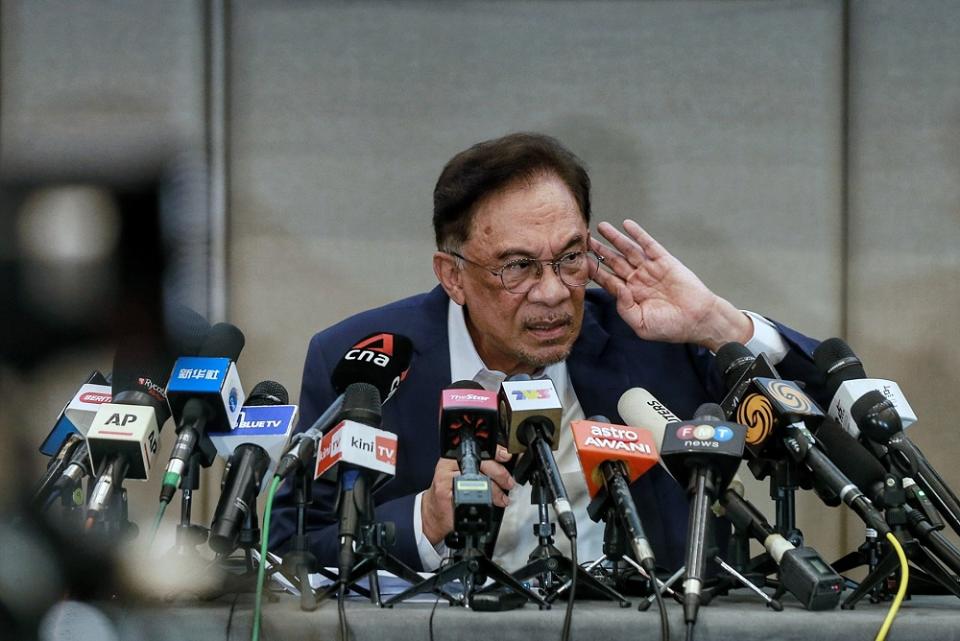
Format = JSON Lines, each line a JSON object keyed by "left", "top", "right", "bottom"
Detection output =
{"left": 813, "top": 338, "right": 867, "bottom": 399}
{"left": 339, "top": 382, "right": 382, "bottom": 427}
{"left": 331, "top": 332, "right": 413, "bottom": 400}
{"left": 245, "top": 380, "right": 289, "bottom": 406}
{"left": 715, "top": 342, "right": 754, "bottom": 392}
{"left": 694, "top": 403, "right": 725, "bottom": 421}
{"left": 815, "top": 420, "right": 887, "bottom": 491}
{"left": 165, "top": 304, "right": 211, "bottom": 357}
{"left": 199, "top": 322, "right": 246, "bottom": 360}
{"left": 447, "top": 379, "right": 484, "bottom": 390}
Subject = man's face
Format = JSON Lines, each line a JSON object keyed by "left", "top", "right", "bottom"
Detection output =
{"left": 449, "top": 173, "right": 589, "bottom": 375}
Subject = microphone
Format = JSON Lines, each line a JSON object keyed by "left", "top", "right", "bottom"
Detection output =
{"left": 498, "top": 376, "right": 576, "bottom": 539}
{"left": 37, "top": 370, "right": 111, "bottom": 457}
{"left": 659, "top": 402, "right": 747, "bottom": 626}
{"left": 315, "top": 383, "right": 398, "bottom": 580}
{"left": 815, "top": 421, "right": 960, "bottom": 575}
{"left": 85, "top": 339, "right": 179, "bottom": 517}
{"left": 813, "top": 338, "right": 917, "bottom": 436}
{"left": 813, "top": 338, "right": 960, "bottom": 537}
{"left": 439, "top": 381, "right": 499, "bottom": 536}
{"left": 619, "top": 388, "right": 843, "bottom": 610}
{"left": 570, "top": 416, "right": 659, "bottom": 568}
{"left": 159, "top": 322, "right": 247, "bottom": 503}
{"left": 275, "top": 332, "right": 412, "bottom": 480}
{"left": 718, "top": 483, "right": 843, "bottom": 609}
{"left": 33, "top": 371, "right": 112, "bottom": 507}
{"left": 207, "top": 381, "right": 297, "bottom": 554}
{"left": 715, "top": 343, "right": 891, "bottom": 536}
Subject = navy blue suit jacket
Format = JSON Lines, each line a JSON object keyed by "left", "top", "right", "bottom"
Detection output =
{"left": 269, "top": 286, "right": 822, "bottom": 572}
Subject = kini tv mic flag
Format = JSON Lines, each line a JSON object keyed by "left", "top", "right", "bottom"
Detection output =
{"left": 160, "top": 322, "right": 246, "bottom": 503}
{"left": 275, "top": 332, "right": 413, "bottom": 480}
{"left": 208, "top": 380, "right": 297, "bottom": 555}
{"left": 314, "top": 383, "right": 395, "bottom": 579}
{"left": 331, "top": 332, "right": 413, "bottom": 402}
{"left": 571, "top": 417, "right": 659, "bottom": 567}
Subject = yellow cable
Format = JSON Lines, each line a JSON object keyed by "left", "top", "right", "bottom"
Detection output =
{"left": 874, "top": 532, "right": 909, "bottom": 641}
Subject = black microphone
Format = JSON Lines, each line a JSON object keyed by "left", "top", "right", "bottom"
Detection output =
{"left": 325, "top": 383, "right": 384, "bottom": 580}
{"left": 718, "top": 482, "right": 843, "bottom": 609}
{"left": 159, "top": 322, "right": 247, "bottom": 503}
{"left": 208, "top": 381, "right": 296, "bottom": 554}
{"left": 498, "top": 375, "right": 576, "bottom": 539}
{"left": 660, "top": 402, "right": 746, "bottom": 626}
{"left": 571, "top": 415, "right": 660, "bottom": 570}
{"left": 275, "top": 332, "right": 413, "bottom": 480}
{"left": 85, "top": 338, "right": 180, "bottom": 517}
{"left": 816, "top": 420, "right": 960, "bottom": 575}
{"left": 813, "top": 338, "right": 960, "bottom": 538}
{"left": 439, "top": 381, "right": 500, "bottom": 537}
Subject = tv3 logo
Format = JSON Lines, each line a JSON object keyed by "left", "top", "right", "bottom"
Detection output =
{"left": 512, "top": 389, "right": 552, "bottom": 401}
{"left": 375, "top": 436, "right": 396, "bottom": 465}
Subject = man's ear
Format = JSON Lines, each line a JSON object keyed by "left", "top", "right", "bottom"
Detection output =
{"left": 433, "top": 251, "right": 466, "bottom": 305}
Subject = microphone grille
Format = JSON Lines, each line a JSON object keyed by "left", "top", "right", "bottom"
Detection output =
{"left": 199, "top": 322, "right": 246, "bottom": 360}
{"left": 715, "top": 342, "right": 754, "bottom": 391}
{"left": 245, "top": 380, "right": 289, "bottom": 406}
{"left": 340, "top": 382, "right": 382, "bottom": 427}
{"left": 694, "top": 403, "right": 725, "bottom": 421}
{"left": 813, "top": 338, "right": 863, "bottom": 376}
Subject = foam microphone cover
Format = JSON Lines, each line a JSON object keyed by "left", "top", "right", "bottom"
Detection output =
{"left": 199, "top": 322, "right": 246, "bottom": 360}
{"left": 813, "top": 338, "right": 867, "bottom": 398}
{"left": 715, "top": 342, "right": 755, "bottom": 393}
{"left": 851, "top": 390, "right": 902, "bottom": 443}
{"left": 245, "top": 380, "right": 289, "bottom": 407}
{"left": 339, "top": 382, "right": 382, "bottom": 427}
{"left": 331, "top": 332, "right": 413, "bottom": 401}
{"left": 814, "top": 419, "right": 888, "bottom": 494}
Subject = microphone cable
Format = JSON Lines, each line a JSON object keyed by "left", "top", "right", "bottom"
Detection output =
{"left": 148, "top": 499, "right": 170, "bottom": 549}
{"left": 252, "top": 474, "right": 283, "bottom": 641}
{"left": 649, "top": 563, "right": 670, "bottom": 641}
{"left": 560, "top": 535, "right": 577, "bottom": 641}
{"left": 875, "top": 532, "right": 909, "bottom": 641}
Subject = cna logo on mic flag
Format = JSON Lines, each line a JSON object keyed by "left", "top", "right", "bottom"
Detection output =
{"left": 571, "top": 419, "right": 659, "bottom": 497}
{"left": 315, "top": 420, "right": 398, "bottom": 481}
{"left": 660, "top": 419, "right": 746, "bottom": 458}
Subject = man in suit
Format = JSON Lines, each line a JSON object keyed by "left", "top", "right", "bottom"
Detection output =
{"left": 269, "top": 132, "right": 821, "bottom": 573}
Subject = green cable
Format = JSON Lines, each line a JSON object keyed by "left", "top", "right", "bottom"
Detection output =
{"left": 252, "top": 475, "right": 283, "bottom": 641}
{"left": 148, "top": 500, "right": 169, "bottom": 550}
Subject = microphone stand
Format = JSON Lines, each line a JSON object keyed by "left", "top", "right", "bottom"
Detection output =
{"left": 278, "top": 467, "right": 344, "bottom": 610}
{"left": 174, "top": 451, "right": 209, "bottom": 559}
{"left": 577, "top": 492, "right": 682, "bottom": 610}
{"left": 500, "top": 454, "right": 630, "bottom": 606}
{"left": 383, "top": 467, "right": 548, "bottom": 609}
{"left": 834, "top": 474, "right": 960, "bottom": 608}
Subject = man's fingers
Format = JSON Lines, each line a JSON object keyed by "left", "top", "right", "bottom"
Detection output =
{"left": 597, "top": 221, "right": 649, "bottom": 267}
{"left": 491, "top": 484, "right": 510, "bottom": 508}
{"left": 622, "top": 219, "right": 668, "bottom": 260}
{"left": 495, "top": 445, "right": 512, "bottom": 463}
{"left": 480, "top": 459, "right": 515, "bottom": 492}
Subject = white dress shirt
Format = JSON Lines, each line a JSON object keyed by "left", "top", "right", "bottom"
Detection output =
{"left": 411, "top": 302, "right": 788, "bottom": 571}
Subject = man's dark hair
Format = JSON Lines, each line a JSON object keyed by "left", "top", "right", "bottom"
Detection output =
{"left": 432, "top": 132, "right": 591, "bottom": 249}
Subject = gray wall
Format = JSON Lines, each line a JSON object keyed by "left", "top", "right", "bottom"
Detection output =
{"left": 4, "top": 0, "right": 959, "bottom": 561}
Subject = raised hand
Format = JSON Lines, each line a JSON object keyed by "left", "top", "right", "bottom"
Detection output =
{"left": 589, "top": 219, "right": 752, "bottom": 352}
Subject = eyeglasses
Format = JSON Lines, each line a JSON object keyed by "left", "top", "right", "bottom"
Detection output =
{"left": 447, "top": 249, "right": 604, "bottom": 294}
